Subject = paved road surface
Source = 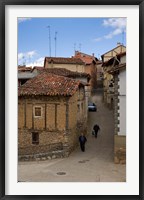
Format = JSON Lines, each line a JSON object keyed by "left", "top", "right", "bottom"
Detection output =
{"left": 18, "top": 92, "right": 126, "bottom": 182}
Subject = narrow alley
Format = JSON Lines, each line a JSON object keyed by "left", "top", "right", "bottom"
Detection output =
{"left": 18, "top": 91, "right": 126, "bottom": 182}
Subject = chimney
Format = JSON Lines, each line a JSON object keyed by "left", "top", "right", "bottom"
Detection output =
{"left": 75, "top": 51, "right": 79, "bottom": 56}
{"left": 92, "top": 53, "right": 95, "bottom": 57}
{"left": 117, "top": 42, "right": 121, "bottom": 46}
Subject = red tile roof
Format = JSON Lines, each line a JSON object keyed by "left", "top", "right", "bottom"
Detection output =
{"left": 32, "top": 66, "right": 44, "bottom": 70}
{"left": 18, "top": 73, "right": 85, "bottom": 97}
{"left": 33, "top": 67, "right": 90, "bottom": 78}
{"left": 73, "top": 51, "right": 98, "bottom": 64}
{"left": 80, "top": 57, "right": 95, "bottom": 65}
{"left": 44, "top": 57, "right": 85, "bottom": 65}
{"left": 18, "top": 66, "right": 32, "bottom": 72}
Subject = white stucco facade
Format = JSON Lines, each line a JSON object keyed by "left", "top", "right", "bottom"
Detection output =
{"left": 118, "top": 69, "right": 126, "bottom": 136}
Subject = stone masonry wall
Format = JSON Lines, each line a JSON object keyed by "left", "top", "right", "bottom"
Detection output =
{"left": 45, "top": 62, "right": 85, "bottom": 73}
{"left": 18, "top": 88, "right": 87, "bottom": 161}
{"left": 113, "top": 74, "right": 126, "bottom": 164}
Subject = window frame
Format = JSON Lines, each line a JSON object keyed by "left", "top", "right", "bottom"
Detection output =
{"left": 33, "top": 106, "right": 43, "bottom": 118}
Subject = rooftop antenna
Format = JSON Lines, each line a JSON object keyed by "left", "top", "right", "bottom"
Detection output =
{"left": 46, "top": 25, "right": 51, "bottom": 57}
{"left": 122, "top": 30, "right": 125, "bottom": 45}
{"left": 28, "top": 55, "right": 31, "bottom": 65}
{"left": 22, "top": 56, "right": 26, "bottom": 66}
{"left": 74, "top": 43, "right": 76, "bottom": 54}
{"left": 79, "top": 43, "right": 82, "bottom": 52}
{"left": 54, "top": 31, "right": 58, "bottom": 57}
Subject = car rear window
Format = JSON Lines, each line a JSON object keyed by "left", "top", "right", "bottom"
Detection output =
{"left": 89, "top": 103, "right": 94, "bottom": 106}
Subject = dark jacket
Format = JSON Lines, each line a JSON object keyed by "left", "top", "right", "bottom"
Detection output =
{"left": 93, "top": 124, "right": 100, "bottom": 132}
{"left": 79, "top": 135, "right": 87, "bottom": 144}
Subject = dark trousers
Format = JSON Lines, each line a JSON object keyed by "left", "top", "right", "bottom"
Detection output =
{"left": 94, "top": 130, "right": 98, "bottom": 138}
{"left": 80, "top": 142, "right": 85, "bottom": 152}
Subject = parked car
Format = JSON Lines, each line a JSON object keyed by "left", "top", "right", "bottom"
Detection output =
{"left": 88, "top": 102, "right": 97, "bottom": 111}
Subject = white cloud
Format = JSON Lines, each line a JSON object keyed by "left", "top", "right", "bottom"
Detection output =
{"left": 94, "top": 18, "right": 126, "bottom": 42}
{"left": 18, "top": 50, "right": 36, "bottom": 61}
{"left": 104, "top": 33, "right": 113, "bottom": 39}
{"left": 18, "top": 18, "right": 31, "bottom": 23}
{"left": 26, "top": 57, "right": 44, "bottom": 67}
{"left": 103, "top": 18, "right": 126, "bottom": 39}
{"left": 103, "top": 18, "right": 126, "bottom": 29}
{"left": 18, "top": 50, "right": 37, "bottom": 66}
{"left": 27, "top": 51, "right": 36, "bottom": 58}
{"left": 94, "top": 37, "right": 102, "bottom": 42}
{"left": 18, "top": 53, "right": 24, "bottom": 60}
{"left": 113, "top": 28, "right": 123, "bottom": 35}
{"left": 104, "top": 28, "right": 123, "bottom": 39}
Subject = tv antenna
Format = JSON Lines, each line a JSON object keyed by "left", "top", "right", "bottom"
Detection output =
{"left": 79, "top": 43, "right": 82, "bottom": 51}
{"left": 22, "top": 56, "right": 26, "bottom": 66}
{"left": 54, "top": 31, "right": 58, "bottom": 57}
{"left": 46, "top": 25, "right": 51, "bottom": 57}
{"left": 122, "top": 30, "right": 125, "bottom": 45}
{"left": 74, "top": 43, "right": 76, "bottom": 53}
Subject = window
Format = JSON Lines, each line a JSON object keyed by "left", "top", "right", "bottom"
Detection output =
{"left": 34, "top": 106, "right": 42, "bottom": 117}
{"left": 77, "top": 104, "right": 80, "bottom": 112}
{"left": 32, "top": 132, "right": 39, "bottom": 145}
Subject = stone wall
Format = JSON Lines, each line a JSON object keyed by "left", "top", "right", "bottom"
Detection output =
{"left": 113, "top": 75, "right": 120, "bottom": 135}
{"left": 18, "top": 89, "right": 87, "bottom": 160}
{"left": 45, "top": 62, "right": 85, "bottom": 73}
{"left": 114, "top": 135, "right": 126, "bottom": 164}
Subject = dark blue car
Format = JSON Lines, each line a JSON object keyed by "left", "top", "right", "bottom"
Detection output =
{"left": 88, "top": 102, "right": 97, "bottom": 111}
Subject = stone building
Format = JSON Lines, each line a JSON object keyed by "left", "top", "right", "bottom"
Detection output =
{"left": 107, "top": 52, "right": 126, "bottom": 164}
{"left": 73, "top": 51, "right": 103, "bottom": 90}
{"left": 44, "top": 57, "right": 85, "bottom": 72}
{"left": 102, "top": 44, "right": 126, "bottom": 108}
{"left": 96, "top": 60, "right": 103, "bottom": 88}
{"left": 32, "top": 67, "right": 90, "bottom": 83}
{"left": 102, "top": 57, "right": 115, "bottom": 108}
{"left": 18, "top": 66, "right": 33, "bottom": 86}
{"left": 18, "top": 72, "right": 87, "bottom": 161}
{"left": 101, "top": 43, "right": 126, "bottom": 62}
{"left": 32, "top": 67, "right": 91, "bottom": 119}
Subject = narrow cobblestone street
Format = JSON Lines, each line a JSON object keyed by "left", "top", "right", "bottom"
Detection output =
{"left": 18, "top": 91, "right": 126, "bottom": 182}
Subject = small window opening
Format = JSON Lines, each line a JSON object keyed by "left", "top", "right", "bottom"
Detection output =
{"left": 34, "top": 107, "right": 42, "bottom": 117}
{"left": 32, "top": 132, "right": 39, "bottom": 145}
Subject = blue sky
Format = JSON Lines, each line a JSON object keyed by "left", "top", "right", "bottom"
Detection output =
{"left": 18, "top": 17, "right": 126, "bottom": 67}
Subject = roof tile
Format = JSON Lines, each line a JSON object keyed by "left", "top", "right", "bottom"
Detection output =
{"left": 45, "top": 57, "right": 85, "bottom": 65}
{"left": 36, "top": 68, "right": 90, "bottom": 78}
{"left": 18, "top": 73, "right": 84, "bottom": 97}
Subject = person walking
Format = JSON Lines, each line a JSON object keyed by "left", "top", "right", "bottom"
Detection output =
{"left": 79, "top": 133, "right": 87, "bottom": 152}
{"left": 93, "top": 124, "right": 100, "bottom": 138}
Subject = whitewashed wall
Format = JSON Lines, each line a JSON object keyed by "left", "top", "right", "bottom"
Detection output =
{"left": 118, "top": 69, "right": 126, "bottom": 136}
{"left": 120, "top": 55, "right": 126, "bottom": 64}
{"left": 119, "top": 70, "right": 126, "bottom": 95}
